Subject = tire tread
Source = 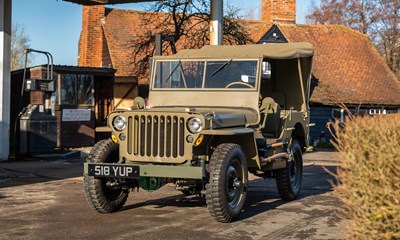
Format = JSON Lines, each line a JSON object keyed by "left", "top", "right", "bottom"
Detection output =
{"left": 83, "top": 139, "right": 128, "bottom": 213}
{"left": 206, "top": 143, "right": 247, "bottom": 223}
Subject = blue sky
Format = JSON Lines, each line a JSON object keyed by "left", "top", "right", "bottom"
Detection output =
{"left": 12, "top": 0, "right": 319, "bottom": 66}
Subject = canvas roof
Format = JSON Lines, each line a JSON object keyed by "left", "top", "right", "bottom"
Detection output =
{"left": 98, "top": 8, "right": 400, "bottom": 106}
{"left": 154, "top": 43, "right": 314, "bottom": 60}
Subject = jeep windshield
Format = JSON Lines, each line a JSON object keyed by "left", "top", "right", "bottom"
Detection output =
{"left": 153, "top": 60, "right": 258, "bottom": 89}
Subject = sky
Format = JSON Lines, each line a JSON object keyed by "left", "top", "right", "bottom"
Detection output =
{"left": 12, "top": 0, "right": 320, "bottom": 66}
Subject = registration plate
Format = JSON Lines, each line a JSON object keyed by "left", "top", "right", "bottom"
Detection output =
{"left": 88, "top": 164, "right": 140, "bottom": 179}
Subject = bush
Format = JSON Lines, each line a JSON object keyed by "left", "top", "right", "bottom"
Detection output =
{"left": 333, "top": 114, "right": 400, "bottom": 239}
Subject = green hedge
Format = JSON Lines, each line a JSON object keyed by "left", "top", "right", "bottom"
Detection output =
{"left": 334, "top": 114, "right": 400, "bottom": 239}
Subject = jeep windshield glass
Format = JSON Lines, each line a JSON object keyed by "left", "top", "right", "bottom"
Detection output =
{"left": 153, "top": 60, "right": 257, "bottom": 89}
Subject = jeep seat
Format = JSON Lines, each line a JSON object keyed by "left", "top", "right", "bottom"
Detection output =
{"left": 260, "top": 97, "right": 281, "bottom": 138}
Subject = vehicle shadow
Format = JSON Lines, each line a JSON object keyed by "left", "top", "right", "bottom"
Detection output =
{"left": 121, "top": 194, "right": 206, "bottom": 211}
{"left": 121, "top": 164, "right": 337, "bottom": 220}
{"left": 239, "top": 165, "right": 337, "bottom": 220}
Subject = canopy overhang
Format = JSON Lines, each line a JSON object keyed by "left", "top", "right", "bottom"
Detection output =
{"left": 63, "top": 0, "right": 158, "bottom": 5}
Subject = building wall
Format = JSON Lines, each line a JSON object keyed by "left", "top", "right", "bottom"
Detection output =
{"left": 309, "top": 105, "right": 334, "bottom": 145}
{"left": 55, "top": 105, "right": 95, "bottom": 147}
{"left": 261, "top": 0, "right": 296, "bottom": 24}
{"left": 79, "top": 6, "right": 137, "bottom": 108}
{"left": 309, "top": 104, "right": 400, "bottom": 146}
{"left": 113, "top": 76, "right": 138, "bottom": 109}
{"left": 78, "top": 5, "right": 106, "bottom": 67}
{"left": 11, "top": 67, "right": 115, "bottom": 150}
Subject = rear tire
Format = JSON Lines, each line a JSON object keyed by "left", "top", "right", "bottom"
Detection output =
{"left": 276, "top": 140, "right": 303, "bottom": 200}
{"left": 206, "top": 144, "right": 248, "bottom": 222}
{"left": 83, "top": 139, "right": 128, "bottom": 213}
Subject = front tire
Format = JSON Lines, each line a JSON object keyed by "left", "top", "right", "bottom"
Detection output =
{"left": 83, "top": 139, "right": 128, "bottom": 213}
{"left": 206, "top": 144, "right": 248, "bottom": 223}
{"left": 276, "top": 140, "right": 303, "bottom": 200}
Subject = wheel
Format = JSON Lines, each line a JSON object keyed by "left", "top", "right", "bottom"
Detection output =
{"left": 206, "top": 143, "right": 248, "bottom": 222}
{"left": 275, "top": 140, "right": 303, "bottom": 200}
{"left": 83, "top": 139, "right": 128, "bottom": 213}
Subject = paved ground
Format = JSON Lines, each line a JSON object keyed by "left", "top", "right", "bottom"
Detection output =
{"left": 0, "top": 151, "right": 343, "bottom": 240}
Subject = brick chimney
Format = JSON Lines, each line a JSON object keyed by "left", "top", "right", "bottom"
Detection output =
{"left": 78, "top": 6, "right": 106, "bottom": 67}
{"left": 261, "top": 0, "right": 296, "bottom": 24}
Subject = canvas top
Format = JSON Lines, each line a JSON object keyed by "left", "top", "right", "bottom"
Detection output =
{"left": 154, "top": 43, "right": 314, "bottom": 60}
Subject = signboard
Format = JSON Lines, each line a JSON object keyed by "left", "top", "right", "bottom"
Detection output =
{"left": 25, "top": 79, "right": 55, "bottom": 92}
{"left": 369, "top": 109, "right": 387, "bottom": 115}
{"left": 62, "top": 109, "right": 91, "bottom": 122}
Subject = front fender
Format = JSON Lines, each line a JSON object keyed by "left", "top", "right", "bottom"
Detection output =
{"left": 203, "top": 128, "right": 260, "bottom": 169}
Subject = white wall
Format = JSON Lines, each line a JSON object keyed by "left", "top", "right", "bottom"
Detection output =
{"left": 0, "top": 0, "right": 11, "bottom": 160}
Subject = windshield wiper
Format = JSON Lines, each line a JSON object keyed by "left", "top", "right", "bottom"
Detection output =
{"left": 210, "top": 59, "right": 232, "bottom": 77}
{"left": 164, "top": 60, "right": 182, "bottom": 83}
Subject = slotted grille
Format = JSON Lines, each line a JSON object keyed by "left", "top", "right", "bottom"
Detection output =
{"left": 127, "top": 114, "right": 186, "bottom": 159}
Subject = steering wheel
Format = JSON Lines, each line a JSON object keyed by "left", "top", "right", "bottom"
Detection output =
{"left": 225, "top": 81, "right": 254, "bottom": 88}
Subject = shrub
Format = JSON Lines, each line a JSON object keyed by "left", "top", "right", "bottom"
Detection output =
{"left": 333, "top": 114, "right": 400, "bottom": 239}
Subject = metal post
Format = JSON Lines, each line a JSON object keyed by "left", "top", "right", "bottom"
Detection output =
{"left": 210, "top": 0, "right": 223, "bottom": 45}
{"left": 155, "top": 34, "right": 162, "bottom": 56}
{"left": 0, "top": 0, "right": 11, "bottom": 160}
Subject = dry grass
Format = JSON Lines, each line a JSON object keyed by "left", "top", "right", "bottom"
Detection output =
{"left": 333, "top": 114, "right": 400, "bottom": 239}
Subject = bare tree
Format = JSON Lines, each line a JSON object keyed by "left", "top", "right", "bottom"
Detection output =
{"left": 307, "top": 0, "right": 377, "bottom": 34}
{"left": 129, "top": 0, "right": 253, "bottom": 80}
{"left": 11, "top": 24, "right": 31, "bottom": 71}
{"left": 307, "top": 0, "right": 400, "bottom": 79}
{"left": 373, "top": 0, "right": 400, "bottom": 79}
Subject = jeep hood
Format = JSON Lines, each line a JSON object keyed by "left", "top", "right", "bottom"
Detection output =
{"left": 146, "top": 107, "right": 258, "bottom": 129}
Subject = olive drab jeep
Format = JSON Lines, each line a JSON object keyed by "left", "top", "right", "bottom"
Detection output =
{"left": 83, "top": 43, "right": 315, "bottom": 222}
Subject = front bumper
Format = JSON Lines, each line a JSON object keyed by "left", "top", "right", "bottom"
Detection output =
{"left": 84, "top": 163, "right": 204, "bottom": 179}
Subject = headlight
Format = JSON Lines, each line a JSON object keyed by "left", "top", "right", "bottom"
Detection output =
{"left": 113, "top": 116, "right": 127, "bottom": 131}
{"left": 187, "top": 117, "right": 202, "bottom": 133}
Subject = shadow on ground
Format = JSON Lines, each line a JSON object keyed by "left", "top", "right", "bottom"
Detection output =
{"left": 0, "top": 158, "right": 83, "bottom": 188}
{"left": 118, "top": 165, "right": 337, "bottom": 220}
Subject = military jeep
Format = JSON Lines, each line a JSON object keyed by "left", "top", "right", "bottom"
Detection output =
{"left": 83, "top": 43, "right": 314, "bottom": 222}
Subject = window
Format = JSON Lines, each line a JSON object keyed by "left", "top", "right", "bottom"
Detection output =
{"left": 154, "top": 60, "right": 257, "bottom": 89}
{"left": 60, "top": 74, "right": 94, "bottom": 105}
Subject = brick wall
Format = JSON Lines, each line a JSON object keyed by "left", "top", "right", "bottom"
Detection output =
{"left": 261, "top": 0, "right": 296, "bottom": 24}
{"left": 78, "top": 6, "right": 106, "bottom": 67}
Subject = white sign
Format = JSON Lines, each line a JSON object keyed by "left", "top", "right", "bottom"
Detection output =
{"left": 62, "top": 109, "right": 91, "bottom": 122}
{"left": 369, "top": 109, "right": 387, "bottom": 115}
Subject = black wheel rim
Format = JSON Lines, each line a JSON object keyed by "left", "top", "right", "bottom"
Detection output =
{"left": 101, "top": 151, "right": 124, "bottom": 201}
{"left": 101, "top": 180, "right": 125, "bottom": 201}
{"left": 225, "top": 158, "right": 244, "bottom": 209}
{"left": 289, "top": 151, "right": 301, "bottom": 192}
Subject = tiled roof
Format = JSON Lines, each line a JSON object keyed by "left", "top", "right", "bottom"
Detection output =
{"left": 102, "top": 9, "right": 149, "bottom": 79}
{"left": 251, "top": 24, "right": 400, "bottom": 105}
{"left": 101, "top": 8, "right": 400, "bottom": 105}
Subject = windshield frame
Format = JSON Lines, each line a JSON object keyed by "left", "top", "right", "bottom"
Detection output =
{"left": 150, "top": 58, "right": 260, "bottom": 92}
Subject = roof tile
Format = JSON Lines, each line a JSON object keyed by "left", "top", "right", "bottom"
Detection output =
{"left": 101, "top": 8, "right": 400, "bottom": 105}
